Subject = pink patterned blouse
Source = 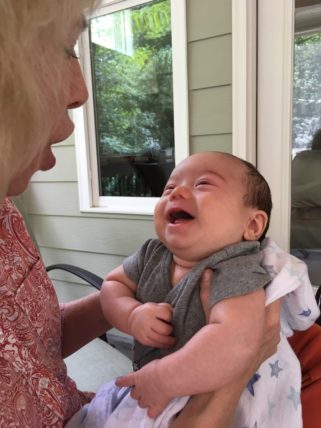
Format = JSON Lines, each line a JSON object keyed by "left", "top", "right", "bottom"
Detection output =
{"left": 0, "top": 198, "right": 91, "bottom": 427}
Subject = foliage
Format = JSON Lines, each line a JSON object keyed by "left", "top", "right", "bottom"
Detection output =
{"left": 90, "top": 0, "right": 174, "bottom": 160}
{"left": 292, "top": 33, "right": 321, "bottom": 151}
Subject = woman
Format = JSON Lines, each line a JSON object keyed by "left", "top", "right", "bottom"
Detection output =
{"left": 0, "top": 1, "right": 111, "bottom": 426}
{"left": 0, "top": 1, "right": 281, "bottom": 427}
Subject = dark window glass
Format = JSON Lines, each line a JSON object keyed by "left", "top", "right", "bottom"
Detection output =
{"left": 291, "top": 31, "right": 321, "bottom": 285}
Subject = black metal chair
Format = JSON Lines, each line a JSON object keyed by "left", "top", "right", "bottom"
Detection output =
{"left": 46, "top": 264, "right": 103, "bottom": 290}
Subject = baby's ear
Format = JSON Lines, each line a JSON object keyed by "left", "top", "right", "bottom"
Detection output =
{"left": 243, "top": 210, "right": 268, "bottom": 241}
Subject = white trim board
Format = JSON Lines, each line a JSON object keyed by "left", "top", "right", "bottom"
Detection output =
{"left": 257, "top": 0, "right": 295, "bottom": 250}
{"left": 232, "top": 0, "right": 257, "bottom": 165}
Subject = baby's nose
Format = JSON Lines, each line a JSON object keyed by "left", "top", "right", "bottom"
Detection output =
{"left": 169, "top": 185, "right": 191, "bottom": 199}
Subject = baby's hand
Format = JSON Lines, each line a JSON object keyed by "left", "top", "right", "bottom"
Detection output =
{"left": 129, "top": 302, "right": 176, "bottom": 348}
{"left": 116, "top": 359, "right": 172, "bottom": 418}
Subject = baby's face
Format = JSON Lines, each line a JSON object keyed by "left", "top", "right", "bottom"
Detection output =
{"left": 154, "top": 152, "right": 257, "bottom": 262}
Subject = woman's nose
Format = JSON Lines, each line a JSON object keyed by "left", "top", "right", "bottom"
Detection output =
{"left": 67, "top": 60, "right": 89, "bottom": 109}
{"left": 169, "top": 185, "right": 191, "bottom": 200}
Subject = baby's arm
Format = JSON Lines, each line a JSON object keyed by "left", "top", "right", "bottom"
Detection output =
{"left": 171, "top": 299, "right": 282, "bottom": 428}
{"left": 116, "top": 288, "right": 265, "bottom": 416}
{"left": 100, "top": 266, "right": 175, "bottom": 348}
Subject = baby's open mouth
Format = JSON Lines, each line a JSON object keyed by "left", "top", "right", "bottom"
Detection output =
{"left": 168, "top": 209, "right": 194, "bottom": 224}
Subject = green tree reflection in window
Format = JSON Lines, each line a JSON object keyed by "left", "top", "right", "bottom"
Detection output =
{"left": 89, "top": 0, "right": 175, "bottom": 197}
{"left": 292, "top": 33, "right": 321, "bottom": 156}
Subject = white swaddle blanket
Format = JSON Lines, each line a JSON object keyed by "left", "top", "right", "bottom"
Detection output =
{"left": 66, "top": 238, "right": 320, "bottom": 428}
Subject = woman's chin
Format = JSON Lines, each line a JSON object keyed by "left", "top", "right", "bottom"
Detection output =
{"left": 39, "top": 147, "right": 57, "bottom": 171}
{"left": 7, "top": 173, "right": 33, "bottom": 196}
{"left": 7, "top": 146, "right": 57, "bottom": 196}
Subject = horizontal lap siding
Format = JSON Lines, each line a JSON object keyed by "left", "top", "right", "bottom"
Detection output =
{"left": 42, "top": 247, "right": 125, "bottom": 286}
{"left": 32, "top": 144, "right": 78, "bottom": 182}
{"left": 23, "top": 183, "right": 81, "bottom": 216}
{"left": 190, "top": 86, "right": 232, "bottom": 136}
{"left": 187, "top": 0, "right": 231, "bottom": 41}
{"left": 187, "top": 0, "right": 232, "bottom": 154}
{"left": 29, "top": 215, "right": 155, "bottom": 256}
{"left": 52, "top": 279, "right": 96, "bottom": 304}
{"left": 19, "top": 0, "right": 232, "bottom": 291}
{"left": 190, "top": 134, "right": 232, "bottom": 154}
{"left": 189, "top": 35, "right": 232, "bottom": 90}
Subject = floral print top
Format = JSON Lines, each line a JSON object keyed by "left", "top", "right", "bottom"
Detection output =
{"left": 0, "top": 198, "right": 91, "bottom": 427}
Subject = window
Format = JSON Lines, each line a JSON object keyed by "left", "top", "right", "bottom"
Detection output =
{"left": 74, "top": 0, "right": 188, "bottom": 214}
{"left": 256, "top": 0, "right": 321, "bottom": 287}
{"left": 290, "top": 5, "right": 321, "bottom": 286}
{"left": 292, "top": 32, "right": 321, "bottom": 158}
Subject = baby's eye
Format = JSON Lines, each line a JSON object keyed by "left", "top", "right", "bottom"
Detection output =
{"left": 163, "top": 184, "right": 175, "bottom": 195}
{"left": 196, "top": 179, "right": 211, "bottom": 187}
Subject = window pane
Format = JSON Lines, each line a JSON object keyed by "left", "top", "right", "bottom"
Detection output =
{"left": 291, "top": 31, "right": 321, "bottom": 285}
{"left": 89, "top": 0, "right": 175, "bottom": 197}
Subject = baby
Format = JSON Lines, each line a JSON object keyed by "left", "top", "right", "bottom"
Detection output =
{"left": 67, "top": 152, "right": 319, "bottom": 428}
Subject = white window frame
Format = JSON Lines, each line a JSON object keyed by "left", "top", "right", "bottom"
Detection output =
{"left": 256, "top": 0, "right": 295, "bottom": 251}
{"left": 232, "top": 0, "right": 257, "bottom": 165}
{"left": 74, "top": 0, "right": 189, "bottom": 215}
{"left": 233, "top": 0, "right": 295, "bottom": 251}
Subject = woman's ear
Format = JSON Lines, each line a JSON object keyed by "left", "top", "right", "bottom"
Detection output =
{"left": 243, "top": 210, "right": 268, "bottom": 241}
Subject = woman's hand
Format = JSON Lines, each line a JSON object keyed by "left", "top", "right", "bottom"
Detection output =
{"left": 171, "top": 276, "right": 282, "bottom": 428}
{"left": 251, "top": 298, "right": 282, "bottom": 370}
{"left": 199, "top": 269, "right": 213, "bottom": 323}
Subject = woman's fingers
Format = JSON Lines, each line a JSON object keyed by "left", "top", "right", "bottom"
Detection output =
{"left": 199, "top": 269, "right": 213, "bottom": 323}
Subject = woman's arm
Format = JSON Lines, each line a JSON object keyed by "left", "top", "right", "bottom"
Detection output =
{"left": 60, "top": 291, "right": 111, "bottom": 358}
{"left": 171, "top": 380, "right": 248, "bottom": 428}
{"left": 60, "top": 264, "right": 138, "bottom": 358}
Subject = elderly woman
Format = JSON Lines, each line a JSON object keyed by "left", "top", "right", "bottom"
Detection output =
{"left": 0, "top": 1, "right": 284, "bottom": 427}
{"left": 0, "top": 1, "right": 112, "bottom": 426}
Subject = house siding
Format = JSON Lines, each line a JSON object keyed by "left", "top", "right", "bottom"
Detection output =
{"left": 19, "top": 0, "right": 232, "bottom": 293}
{"left": 188, "top": 0, "right": 232, "bottom": 153}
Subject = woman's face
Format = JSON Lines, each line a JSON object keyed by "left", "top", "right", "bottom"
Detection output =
{"left": 7, "top": 32, "right": 88, "bottom": 196}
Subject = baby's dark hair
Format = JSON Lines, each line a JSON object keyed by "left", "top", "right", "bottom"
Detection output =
{"left": 239, "top": 159, "right": 272, "bottom": 242}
